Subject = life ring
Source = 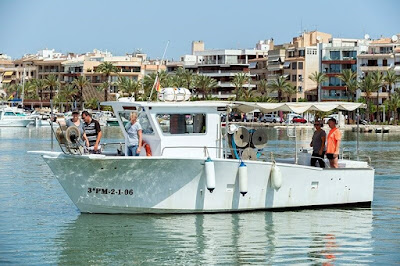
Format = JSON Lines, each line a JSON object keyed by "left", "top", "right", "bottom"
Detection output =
{"left": 142, "top": 141, "right": 152, "bottom": 156}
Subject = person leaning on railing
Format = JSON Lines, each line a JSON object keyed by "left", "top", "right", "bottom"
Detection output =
{"left": 310, "top": 120, "right": 326, "bottom": 168}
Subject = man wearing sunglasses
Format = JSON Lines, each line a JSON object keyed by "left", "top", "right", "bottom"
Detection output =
{"left": 310, "top": 120, "right": 326, "bottom": 168}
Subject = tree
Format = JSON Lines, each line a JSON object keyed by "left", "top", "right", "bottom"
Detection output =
{"left": 371, "top": 71, "right": 385, "bottom": 122}
{"left": 96, "top": 62, "right": 119, "bottom": 101}
{"left": 384, "top": 69, "right": 400, "bottom": 100}
{"left": 143, "top": 70, "right": 170, "bottom": 99}
{"left": 44, "top": 74, "right": 60, "bottom": 101}
{"left": 24, "top": 80, "right": 39, "bottom": 100}
{"left": 175, "top": 67, "right": 197, "bottom": 90}
{"left": 257, "top": 79, "right": 268, "bottom": 97}
{"left": 308, "top": 71, "right": 327, "bottom": 102}
{"left": 117, "top": 77, "right": 142, "bottom": 100}
{"left": 285, "top": 83, "right": 297, "bottom": 102}
{"left": 388, "top": 92, "right": 400, "bottom": 124}
{"left": 61, "top": 83, "right": 78, "bottom": 104}
{"left": 30, "top": 79, "right": 46, "bottom": 101}
{"left": 86, "top": 98, "right": 99, "bottom": 110}
{"left": 360, "top": 74, "right": 378, "bottom": 121}
{"left": 72, "top": 75, "right": 90, "bottom": 109}
{"left": 268, "top": 75, "right": 290, "bottom": 102}
{"left": 195, "top": 75, "right": 218, "bottom": 99}
{"left": 338, "top": 69, "right": 357, "bottom": 101}
{"left": 232, "top": 72, "right": 249, "bottom": 99}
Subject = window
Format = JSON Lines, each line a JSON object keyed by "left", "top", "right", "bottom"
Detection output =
{"left": 330, "top": 51, "right": 340, "bottom": 60}
{"left": 292, "top": 62, "right": 297, "bottom": 69}
{"left": 157, "top": 114, "right": 206, "bottom": 135}
{"left": 119, "top": 110, "right": 154, "bottom": 135}
{"left": 292, "top": 75, "right": 297, "bottom": 81}
{"left": 298, "top": 75, "right": 303, "bottom": 81}
{"left": 298, "top": 86, "right": 303, "bottom": 92}
{"left": 329, "top": 64, "right": 341, "bottom": 73}
{"left": 299, "top": 50, "right": 305, "bottom": 57}
{"left": 298, "top": 62, "right": 303, "bottom": 69}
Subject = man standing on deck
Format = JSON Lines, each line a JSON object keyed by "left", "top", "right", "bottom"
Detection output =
{"left": 326, "top": 118, "right": 341, "bottom": 168}
{"left": 310, "top": 120, "right": 326, "bottom": 168}
{"left": 82, "top": 111, "right": 102, "bottom": 154}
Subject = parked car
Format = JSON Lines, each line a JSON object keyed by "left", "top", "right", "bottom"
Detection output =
{"left": 292, "top": 116, "right": 307, "bottom": 123}
{"left": 261, "top": 114, "right": 283, "bottom": 123}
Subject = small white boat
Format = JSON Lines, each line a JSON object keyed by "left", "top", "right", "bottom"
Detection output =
{"left": 31, "top": 100, "right": 374, "bottom": 214}
{"left": 0, "top": 107, "right": 35, "bottom": 127}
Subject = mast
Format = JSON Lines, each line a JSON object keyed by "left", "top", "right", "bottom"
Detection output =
{"left": 148, "top": 41, "right": 169, "bottom": 101}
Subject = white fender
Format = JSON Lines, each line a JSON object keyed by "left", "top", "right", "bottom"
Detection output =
{"left": 205, "top": 157, "right": 216, "bottom": 193}
{"left": 239, "top": 162, "right": 248, "bottom": 196}
{"left": 270, "top": 161, "right": 282, "bottom": 190}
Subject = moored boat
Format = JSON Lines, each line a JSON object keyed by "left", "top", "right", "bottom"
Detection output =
{"left": 31, "top": 100, "right": 374, "bottom": 214}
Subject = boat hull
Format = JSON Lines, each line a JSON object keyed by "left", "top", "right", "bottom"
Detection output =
{"left": 41, "top": 154, "right": 375, "bottom": 214}
{"left": 0, "top": 119, "right": 34, "bottom": 127}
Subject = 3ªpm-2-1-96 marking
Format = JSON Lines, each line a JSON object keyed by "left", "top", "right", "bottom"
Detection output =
{"left": 88, "top": 187, "right": 133, "bottom": 195}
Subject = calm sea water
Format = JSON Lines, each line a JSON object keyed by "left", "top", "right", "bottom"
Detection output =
{"left": 0, "top": 126, "right": 399, "bottom": 265}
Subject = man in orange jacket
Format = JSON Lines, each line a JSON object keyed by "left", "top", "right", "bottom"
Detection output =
{"left": 326, "top": 118, "right": 341, "bottom": 168}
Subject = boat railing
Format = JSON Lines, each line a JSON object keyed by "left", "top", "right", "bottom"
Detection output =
{"left": 161, "top": 146, "right": 246, "bottom": 158}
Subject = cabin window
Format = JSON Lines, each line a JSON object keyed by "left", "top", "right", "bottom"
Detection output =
{"left": 4, "top": 112, "right": 15, "bottom": 116}
{"left": 157, "top": 114, "right": 206, "bottom": 135}
{"left": 118, "top": 110, "right": 154, "bottom": 135}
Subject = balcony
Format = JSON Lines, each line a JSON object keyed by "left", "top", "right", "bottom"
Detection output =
{"left": 359, "top": 65, "right": 391, "bottom": 71}
{"left": 321, "top": 94, "right": 349, "bottom": 101}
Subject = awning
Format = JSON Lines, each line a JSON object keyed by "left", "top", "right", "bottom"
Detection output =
{"left": 2, "top": 79, "right": 12, "bottom": 83}
{"left": 249, "top": 62, "right": 257, "bottom": 69}
{"left": 283, "top": 62, "right": 291, "bottom": 68}
{"left": 3, "top": 71, "right": 13, "bottom": 76}
{"left": 233, "top": 101, "right": 366, "bottom": 114}
{"left": 269, "top": 58, "right": 280, "bottom": 62}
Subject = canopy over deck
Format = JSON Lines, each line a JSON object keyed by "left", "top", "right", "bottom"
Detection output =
{"left": 233, "top": 101, "right": 366, "bottom": 114}
{"left": 101, "top": 100, "right": 366, "bottom": 114}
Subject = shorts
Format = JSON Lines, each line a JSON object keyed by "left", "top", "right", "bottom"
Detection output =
{"left": 326, "top": 153, "right": 337, "bottom": 160}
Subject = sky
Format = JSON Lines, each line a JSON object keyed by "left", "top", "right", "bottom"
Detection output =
{"left": 0, "top": 0, "right": 399, "bottom": 60}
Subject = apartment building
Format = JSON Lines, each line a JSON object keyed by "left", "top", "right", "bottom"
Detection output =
{"left": 320, "top": 38, "right": 368, "bottom": 101}
{"left": 175, "top": 41, "right": 269, "bottom": 99}
{"left": 283, "top": 31, "right": 331, "bottom": 101}
{"left": 0, "top": 54, "right": 14, "bottom": 88}
{"left": 358, "top": 35, "right": 400, "bottom": 104}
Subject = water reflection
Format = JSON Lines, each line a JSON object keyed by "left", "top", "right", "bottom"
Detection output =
{"left": 57, "top": 209, "right": 373, "bottom": 264}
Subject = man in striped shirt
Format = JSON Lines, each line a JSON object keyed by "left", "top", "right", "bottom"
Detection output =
{"left": 82, "top": 111, "right": 102, "bottom": 154}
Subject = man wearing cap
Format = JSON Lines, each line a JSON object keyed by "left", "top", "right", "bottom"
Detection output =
{"left": 82, "top": 111, "right": 102, "bottom": 154}
{"left": 66, "top": 109, "right": 89, "bottom": 147}
{"left": 326, "top": 118, "right": 341, "bottom": 168}
{"left": 310, "top": 120, "right": 326, "bottom": 168}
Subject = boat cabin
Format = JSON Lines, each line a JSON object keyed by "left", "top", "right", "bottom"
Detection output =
{"left": 104, "top": 101, "right": 228, "bottom": 158}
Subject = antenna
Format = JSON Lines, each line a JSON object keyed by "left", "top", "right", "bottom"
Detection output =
{"left": 148, "top": 40, "right": 170, "bottom": 101}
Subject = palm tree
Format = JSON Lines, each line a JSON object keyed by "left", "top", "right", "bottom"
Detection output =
{"left": 285, "top": 83, "right": 297, "bottom": 102}
{"left": 24, "top": 80, "right": 39, "bottom": 100}
{"left": 232, "top": 72, "right": 248, "bottom": 99}
{"left": 384, "top": 69, "right": 399, "bottom": 100}
{"left": 44, "top": 74, "right": 60, "bottom": 101}
{"left": 86, "top": 98, "right": 99, "bottom": 110}
{"left": 31, "top": 79, "right": 46, "bottom": 101}
{"left": 61, "top": 83, "right": 78, "bottom": 106}
{"left": 72, "top": 76, "right": 90, "bottom": 109}
{"left": 96, "top": 62, "right": 119, "bottom": 101}
{"left": 117, "top": 77, "right": 142, "bottom": 100}
{"left": 371, "top": 71, "right": 385, "bottom": 122}
{"left": 268, "top": 75, "right": 289, "bottom": 102}
{"left": 360, "top": 74, "right": 378, "bottom": 121}
{"left": 176, "top": 67, "right": 197, "bottom": 90}
{"left": 338, "top": 69, "right": 357, "bottom": 101}
{"left": 388, "top": 92, "right": 400, "bottom": 124}
{"left": 257, "top": 79, "right": 268, "bottom": 96}
{"left": 143, "top": 70, "right": 170, "bottom": 97}
{"left": 308, "top": 71, "right": 327, "bottom": 102}
{"left": 195, "top": 75, "right": 218, "bottom": 99}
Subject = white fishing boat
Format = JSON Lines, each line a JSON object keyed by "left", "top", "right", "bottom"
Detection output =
{"left": 0, "top": 107, "right": 35, "bottom": 127}
{"left": 31, "top": 99, "right": 374, "bottom": 214}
